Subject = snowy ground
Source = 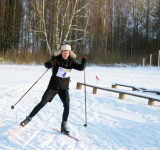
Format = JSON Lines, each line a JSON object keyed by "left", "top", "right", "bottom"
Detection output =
{"left": 0, "top": 65, "right": 160, "bottom": 150}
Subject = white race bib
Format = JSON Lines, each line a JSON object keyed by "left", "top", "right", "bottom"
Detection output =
{"left": 56, "top": 67, "right": 72, "bottom": 78}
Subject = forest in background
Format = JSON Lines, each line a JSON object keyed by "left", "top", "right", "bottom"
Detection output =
{"left": 0, "top": 0, "right": 159, "bottom": 65}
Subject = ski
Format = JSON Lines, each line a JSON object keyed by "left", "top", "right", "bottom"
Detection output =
{"left": 50, "top": 126, "right": 79, "bottom": 141}
{"left": 7, "top": 126, "right": 22, "bottom": 137}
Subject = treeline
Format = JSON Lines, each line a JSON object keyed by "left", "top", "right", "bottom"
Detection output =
{"left": 0, "top": 0, "right": 159, "bottom": 65}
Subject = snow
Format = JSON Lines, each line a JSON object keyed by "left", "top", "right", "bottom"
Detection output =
{"left": 0, "top": 65, "right": 160, "bottom": 150}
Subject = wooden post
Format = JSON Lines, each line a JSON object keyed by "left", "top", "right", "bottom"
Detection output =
{"left": 143, "top": 58, "right": 145, "bottom": 68}
{"left": 93, "top": 87, "right": 97, "bottom": 94}
{"left": 148, "top": 99, "right": 154, "bottom": 106}
{"left": 112, "top": 85, "right": 117, "bottom": 88}
{"left": 132, "top": 88, "right": 138, "bottom": 91}
{"left": 119, "top": 93, "right": 125, "bottom": 100}
{"left": 76, "top": 83, "right": 82, "bottom": 90}
{"left": 156, "top": 92, "right": 160, "bottom": 96}
{"left": 150, "top": 54, "right": 152, "bottom": 68}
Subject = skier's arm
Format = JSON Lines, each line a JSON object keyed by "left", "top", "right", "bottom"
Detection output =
{"left": 71, "top": 56, "right": 86, "bottom": 71}
{"left": 44, "top": 58, "right": 55, "bottom": 69}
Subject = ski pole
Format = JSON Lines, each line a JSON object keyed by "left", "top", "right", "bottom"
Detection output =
{"left": 83, "top": 56, "right": 87, "bottom": 127}
{"left": 11, "top": 68, "right": 51, "bottom": 109}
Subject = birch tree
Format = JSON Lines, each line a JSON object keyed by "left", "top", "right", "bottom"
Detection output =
{"left": 103, "top": 0, "right": 110, "bottom": 60}
{"left": 111, "top": 0, "right": 114, "bottom": 52}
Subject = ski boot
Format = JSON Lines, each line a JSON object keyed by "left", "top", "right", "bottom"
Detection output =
{"left": 20, "top": 116, "right": 32, "bottom": 127}
{"left": 61, "top": 121, "right": 70, "bottom": 135}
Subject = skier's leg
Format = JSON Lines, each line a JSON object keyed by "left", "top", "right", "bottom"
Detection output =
{"left": 58, "top": 90, "right": 70, "bottom": 122}
{"left": 29, "top": 88, "right": 57, "bottom": 118}
{"left": 58, "top": 90, "right": 70, "bottom": 134}
{"left": 20, "top": 88, "right": 58, "bottom": 127}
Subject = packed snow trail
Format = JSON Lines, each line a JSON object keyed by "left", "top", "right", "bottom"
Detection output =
{"left": 0, "top": 65, "right": 160, "bottom": 150}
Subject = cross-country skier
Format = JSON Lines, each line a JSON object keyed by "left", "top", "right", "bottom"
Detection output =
{"left": 20, "top": 44, "right": 86, "bottom": 135}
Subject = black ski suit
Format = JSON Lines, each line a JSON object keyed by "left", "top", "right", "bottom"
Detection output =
{"left": 28, "top": 55, "right": 84, "bottom": 122}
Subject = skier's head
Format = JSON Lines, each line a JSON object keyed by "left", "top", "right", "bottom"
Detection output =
{"left": 54, "top": 44, "right": 76, "bottom": 59}
{"left": 61, "top": 50, "right": 70, "bottom": 59}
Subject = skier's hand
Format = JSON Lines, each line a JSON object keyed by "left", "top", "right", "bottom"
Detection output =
{"left": 45, "top": 62, "right": 53, "bottom": 69}
{"left": 81, "top": 56, "right": 86, "bottom": 66}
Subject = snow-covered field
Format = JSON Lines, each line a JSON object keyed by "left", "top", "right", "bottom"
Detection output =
{"left": 0, "top": 65, "right": 160, "bottom": 150}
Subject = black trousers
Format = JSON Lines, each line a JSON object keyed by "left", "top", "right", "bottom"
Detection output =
{"left": 29, "top": 88, "right": 70, "bottom": 122}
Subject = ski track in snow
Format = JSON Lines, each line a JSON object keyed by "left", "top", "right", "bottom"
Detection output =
{"left": 0, "top": 65, "right": 160, "bottom": 150}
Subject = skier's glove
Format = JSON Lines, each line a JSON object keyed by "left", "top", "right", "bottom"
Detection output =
{"left": 45, "top": 62, "right": 53, "bottom": 69}
{"left": 81, "top": 56, "right": 86, "bottom": 67}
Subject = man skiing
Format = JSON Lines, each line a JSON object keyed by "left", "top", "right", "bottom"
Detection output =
{"left": 20, "top": 44, "right": 86, "bottom": 135}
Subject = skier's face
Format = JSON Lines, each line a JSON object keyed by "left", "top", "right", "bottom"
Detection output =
{"left": 62, "top": 50, "right": 70, "bottom": 59}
